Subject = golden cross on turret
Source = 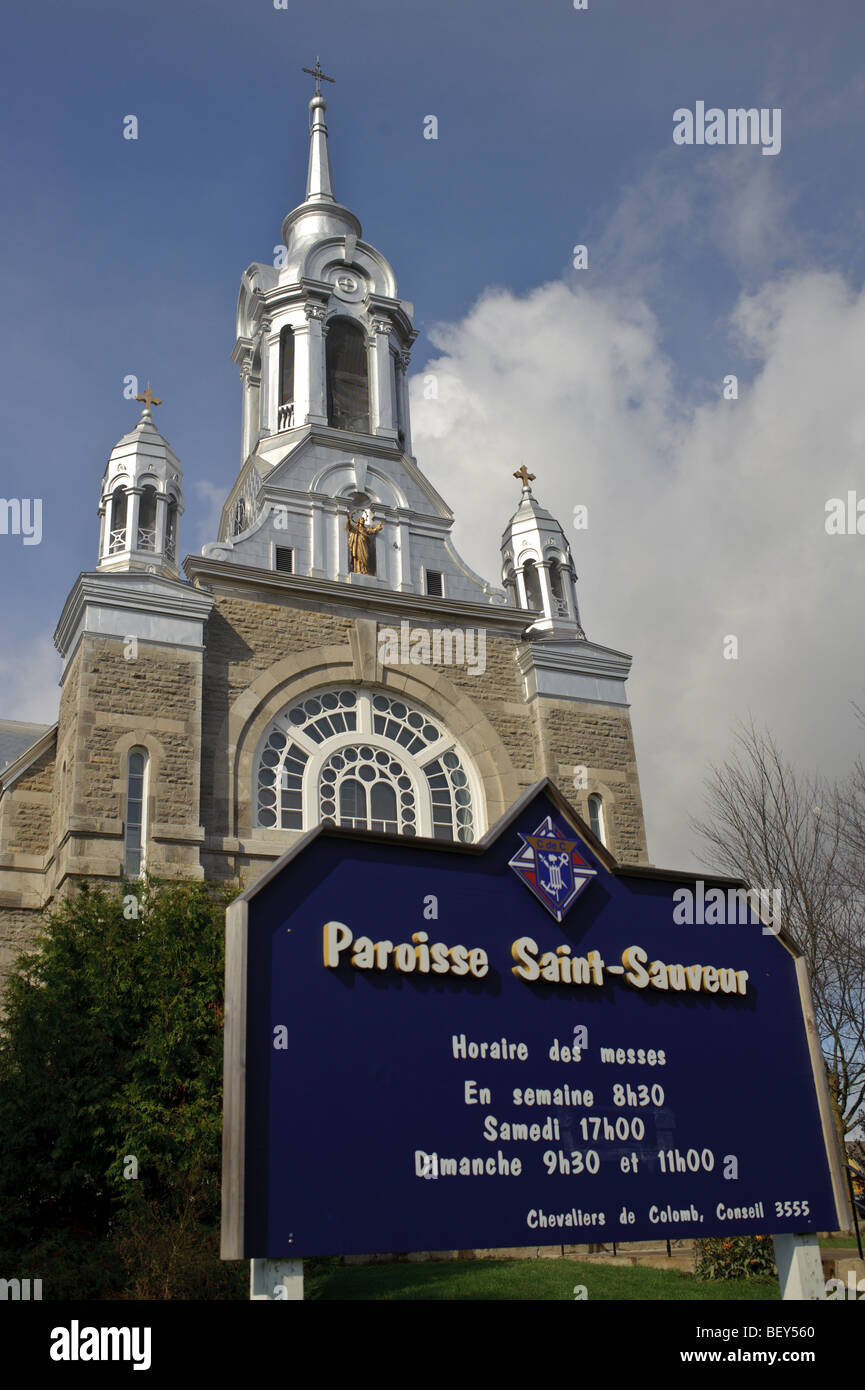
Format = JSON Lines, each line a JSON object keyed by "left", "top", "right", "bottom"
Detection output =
{"left": 135, "top": 382, "right": 162, "bottom": 411}
{"left": 514, "top": 464, "right": 536, "bottom": 488}
{"left": 302, "top": 57, "right": 335, "bottom": 97}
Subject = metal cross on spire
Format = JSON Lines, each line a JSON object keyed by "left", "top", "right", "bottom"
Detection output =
{"left": 135, "top": 382, "right": 162, "bottom": 412}
{"left": 514, "top": 464, "right": 536, "bottom": 489}
{"left": 302, "top": 57, "right": 335, "bottom": 97}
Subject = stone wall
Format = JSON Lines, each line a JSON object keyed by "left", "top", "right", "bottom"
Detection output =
{"left": 200, "top": 595, "right": 355, "bottom": 842}
{"left": 196, "top": 584, "right": 648, "bottom": 880}
{"left": 542, "top": 699, "right": 649, "bottom": 864}
{"left": 2, "top": 743, "right": 55, "bottom": 857}
{"left": 47, "top": 633, "right": 206, "bottom": 891}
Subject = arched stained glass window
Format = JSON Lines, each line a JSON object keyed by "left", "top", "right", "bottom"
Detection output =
{"left": 254, "top": 688, "right": 476, "bottom": 842}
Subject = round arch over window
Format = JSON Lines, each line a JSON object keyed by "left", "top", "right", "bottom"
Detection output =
{"left": 254, "top": 687, "right": 478, "bottom": 842}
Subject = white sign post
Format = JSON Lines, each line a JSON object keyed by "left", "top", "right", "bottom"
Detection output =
{"left": 772, "top": 1234, "right": 825, "bottom": 1300}
{"left": 250, "top": 1258, "right": 304, "bottom": 1301}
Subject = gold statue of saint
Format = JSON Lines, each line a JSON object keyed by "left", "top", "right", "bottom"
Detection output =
{"left": 345, "top": 509, "right": 383, "bottom": 575}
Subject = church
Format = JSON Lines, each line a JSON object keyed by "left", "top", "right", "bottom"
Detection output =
{"left": 0, "top": 68, "right": 649, "bottom": 988}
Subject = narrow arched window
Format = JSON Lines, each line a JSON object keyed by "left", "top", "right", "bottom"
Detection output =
{"left": 125, "top": 748, "right": 148, "bottom": 876}
{"left": 165, "top": 497, "right": 178, "bottom": 561}
{"left": 138, "top": 485, "right": 158, "bottom": 551}
{"left": 326, "top": 319, "right": 369, "bottom": 432}
{"left": 549, "top": 559, "right": 567, "bottom": 616}
{"left": 390, "top": 348, "right": 401, "bottom": 443}
{"left": 588, "top": 793, "right": 605, "bottom": 846}
{"left": 233, "top": 498, "right": 246, "bottom": 536}
{"left": 339, "top": 777, "right": 367, "bottom": 828}
{"left": 278, "top": 327, "right": 295, "bottom": 430}
{"left": 523, "top": 559, "right": 542, "bottom": 610}
{"left": 370, "top": 781, "right": 398, "bottom": 833}
{"left": 110, "top": 486, "right": 128, "bottom": 553}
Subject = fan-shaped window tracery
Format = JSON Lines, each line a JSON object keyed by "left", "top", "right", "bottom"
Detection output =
{"left": 255, "top": 688, "right": 476, "bottom": 842}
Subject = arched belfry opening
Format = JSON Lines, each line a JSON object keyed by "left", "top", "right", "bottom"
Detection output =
{"left": 109, "top": 484, "right": 128, "bottom": 553}
{"left": 522, "top": 558, "right": 542, "bottom": 610}
{"left": 326, "top": 318, "right": 369, "bottom": 432}
{"left": 138, "top": 484, "right": 158, "bottom": 551}
{"left": 278, "top": 326, "right": 295, "bottom": 429}
{"left": 548, "top": 556, "right": 568, "bottom": 617}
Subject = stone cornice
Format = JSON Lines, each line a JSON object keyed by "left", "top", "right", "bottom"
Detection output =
{"left": 366, "top": 295, "right": 417, "bottom": 342}
{"left": 183, "top": 555, "right": 528, "bottom": 632}
{"left": 515, "top": 638, "right": 633, "bottom": 683}
{"left": 54, "top": 571, "right": 214, "bottom": 657}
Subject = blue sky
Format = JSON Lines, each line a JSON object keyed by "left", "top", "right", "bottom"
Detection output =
{"left": 1, "top": 0, "right": 864, "bottom": 867}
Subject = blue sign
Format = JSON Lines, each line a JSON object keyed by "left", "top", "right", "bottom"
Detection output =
{"left": 221, "top": 782, "right": 843, "bottom": 1259}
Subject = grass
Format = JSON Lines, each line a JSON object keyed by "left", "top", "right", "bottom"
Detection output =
{"left": 820, "top": 1235, "right": 864, "bottom": 1251}
{"left": 309, "top": 1258, "right": 779, "bottom": 1301}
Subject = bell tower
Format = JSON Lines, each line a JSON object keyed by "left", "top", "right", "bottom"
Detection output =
{"left": 97, "top": 386, "right": 184, "bottom": 581}
{"left": 206, "top": 64, "right": 500, "bottom": 605}
{"left": 231, "top": 59, "right": 415, "bottom": 466}
{"left": 501, "top": 466, "right": 585, "bottom": 638}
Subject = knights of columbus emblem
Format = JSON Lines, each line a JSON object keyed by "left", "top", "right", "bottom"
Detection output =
{"left": 508, "top": 815, "right": 597, "bottom": 923}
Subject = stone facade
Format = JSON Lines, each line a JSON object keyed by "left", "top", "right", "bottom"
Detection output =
{"left": 0, "top": 560, "right": 649, "bottom": 991}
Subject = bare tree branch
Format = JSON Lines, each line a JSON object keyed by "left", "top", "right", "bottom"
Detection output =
{"left": 692, "top": 719, "right": 865, "bottom": 1138}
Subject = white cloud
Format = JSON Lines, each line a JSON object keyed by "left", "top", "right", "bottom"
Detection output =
{"left": 192, "top": 479, "right": 227, "bottom": 548}
{"left": 410, "top": 264, "right": 865, "bottom": 871}
{"left": 0, "top": 634, "right": 61, "bottom": 724}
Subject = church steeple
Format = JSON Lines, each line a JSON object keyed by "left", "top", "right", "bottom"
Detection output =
{"left": 501, "top": 469, "right": 585, "bottom": 637}
{"left": 217, "top": 71, "right": 511, "bottom": 605}
{"left": 96, "top": 389, "right": 184, "bottom": 579}
{"left": 230, "top": 62, "right": 418, "bottom": 475}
